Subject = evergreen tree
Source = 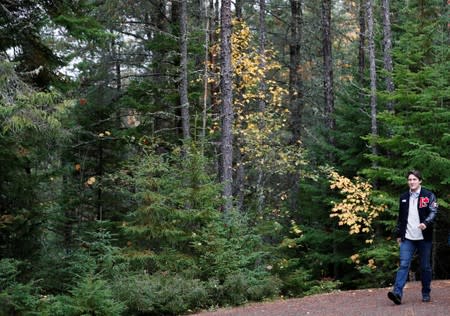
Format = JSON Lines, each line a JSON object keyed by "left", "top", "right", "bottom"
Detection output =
{"left": 0, "top": 60, "right": 65, "bottom": 260}
{"left": 363, "top": 0, "right": 449, "bottom": 280}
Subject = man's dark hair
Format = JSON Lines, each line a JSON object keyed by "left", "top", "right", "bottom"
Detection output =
{"left": 407, "top": 170, "right": 422, "bottom": 180}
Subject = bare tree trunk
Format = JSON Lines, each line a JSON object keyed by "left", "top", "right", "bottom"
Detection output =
{"left": 202, "top": 1, "right": 211, "bottom": 143}
{"left": 255, "top": 0, "right": 267, "bottom": 214}
{"left": 215, "top": 0, "right": 219, "bottom": 25}
{"left": 235, "top": 145, "right": 245, "bottom": 211}
{"left": 381, "top": 0, "right": 395, "bottom": 111}
{"left": 97, "top": 143, "right": 103, "bottom": 221}
{"left": 289, "top": 0, "right": 303, "bottom": 143}
{"left": 114, "top": 41, "right": 121, "bottom": 91}
{"left": 322, "top": 0, "right": 338, "bottom": 278}
{"left": 322, "top": 0, "right": 335, "bottom": 148}
{"left": 179, "top": 0, "right": 190, "bottom": 141}
{"left": 288, "top": 0, "right": 303, "bottom": 212}
{"left": 209, "top": 0, "right": 222, "bottom": 181}
{"left": 358, "top": 0, "right": 366, "bottom": 104}
{"left": 220, "top": 0, "right": 233, "bottom": 212}
{"left": 208, "top": 0, "right": 219, "bottom": 115}
{"left": 235, "top": 0, "right": 243, "bottom": 19}
{"left": 258, "top": 0, "right": 267, "bottom": 114}
{"left": 366, "top": 0, "right": 378, "bottom": 160}
{"left": 62, "top": 175, "right": 74, "bottom": 251}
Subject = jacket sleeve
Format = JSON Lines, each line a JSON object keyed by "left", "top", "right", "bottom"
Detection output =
{"left": 394, "top": 197, "right": 402, "bottom": 238}
{"left": 424, "top": 193, "right": 438, "bottom": 226}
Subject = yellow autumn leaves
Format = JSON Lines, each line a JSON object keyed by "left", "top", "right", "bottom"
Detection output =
{"left": 329, "top": 171, "right": 386, "bottom": 244}
{"left": 350, "top": 254, "right": 376, "bottom": 270}
{"left": 230, "top": 20, "right": 287, "bottom": 112}
{"left": 209, "top": 19, "right": 306, "bottom": 177}
{"left": 329, "top": 171, "right": 387, "bottom": 271}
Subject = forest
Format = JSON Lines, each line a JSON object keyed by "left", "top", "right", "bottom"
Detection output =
{"left": 0, "top": 0, "right": 449, "bottom": 315}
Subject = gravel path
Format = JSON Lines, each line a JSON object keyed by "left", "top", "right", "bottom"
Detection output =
{"left": 190, "top": 280, "right": 450, "bottom": 316}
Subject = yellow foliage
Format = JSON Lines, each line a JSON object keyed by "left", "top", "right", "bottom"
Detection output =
{"left": 350, "top": 253, "right": 360, "bottom": 264}
{"left": 85, "top": 176, "right": 96, "bottom": 186}
{"left": 210, "top": 20, "right": 305, "bottom": 174}
{"left": 329, "top": 171, "right": 386, "bottom": 243}
{"left": 367, "top": 259, "right": 376, "bottom": 270}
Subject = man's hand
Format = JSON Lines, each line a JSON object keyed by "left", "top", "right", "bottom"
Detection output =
{"left": 418, "top": 223, "right": 427, "bottom": 230}
{"left": 397, "top": 238, "right": 401, "bottom": 244}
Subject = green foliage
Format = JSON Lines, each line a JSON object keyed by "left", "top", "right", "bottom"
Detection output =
{"left": 364, "top": 0, "right": 449, "bottom": 197}
{"left": 343, "top": 240, "right": 399, "bottom": 289}
{"left": 117, "top": 144, "right": 280, "bottom": 312}
{"left": 218, "top": 271, "right": 282, "bottom": 305}
{"left": 282, "top": 267, "right": 341, "bottom": 297}
{"left": 124, "top": 144, "right": 222, "bottom": 255}
{"left": 111, "top": 272, "right": 209, "bottom": 315}
{"left": 0, "top": 259, "right": 41, "bottom": 316}
{"left": 35, "top": 249, "right": 96, "bottom": 293}
{"left": 275, "top": 224, "right": 348, "bottom": 296}
{"left": 2, "top": 0, "right": 450, "bottom": 313}
{"left": 0, "top": 61, "right": 66, "bottom": 260}
{"left": 42, "top": 275, "right": 125, "bottom": 316}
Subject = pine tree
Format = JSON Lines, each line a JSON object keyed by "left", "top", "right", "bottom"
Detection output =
{"left": 0, "top": 60, "right": 65, "bottom": 260}
{"left": 363, "top": 0, "right": 449, "bottom": 280}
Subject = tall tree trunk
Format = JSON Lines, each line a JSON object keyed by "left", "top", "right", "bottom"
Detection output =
{"left": 179, "top": 0, "right": 190, "bottom": 141}
{"left": 215, "top": 0, "right": 219, "bottom": 25}
{"left": 358, "top": 0, "right": 366, "bottom": 104}
{"left": 62, "top": 175, "right": 75, "bottom": 252}
{"left": 381, "top": 0, "right": 394, "bottom": 111}
{"left": 321, "top": 0, "right": 337, "bottom": 278}
{"left": 289, "top": 0, "right": 303, "bottom": 143}
{"left": 235, "top": 0, "right": 243, "bottom": 19}
{"left": 322, "top": 0, "right": 335, "bottom": 149}
{"left": 202, "top": 1, "right": 211, "bottom": 143}
{"left": 208, "top": 0, "right": 221, "bottom": 181}
{"left": 220, "top": 0, "right": 233, "bottom": 212}
{"left": 366, "top": 0, "right": 378, "bottom": 160}
{"left": 114, "top": 40, "right": 121, "bottom": 91}
{"left": 288, "top": 0, "right": 303, "bottom": 212}
{"left": 97, "top": 143, "right": 103, "bottom": 221}
{"left": 255, "top": 0, "right": 267, "bottom": 214}
{"left": 258, "top": 0, "right": 267, "bottom": 114}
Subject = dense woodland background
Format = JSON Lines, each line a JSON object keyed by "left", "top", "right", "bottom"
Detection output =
{"left": 0, "top": 0, "right": 449, "bottom": 315}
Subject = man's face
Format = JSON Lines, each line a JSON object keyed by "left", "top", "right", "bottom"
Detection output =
{"left": 408, "top": 174, "right": 422, "bottom": 191}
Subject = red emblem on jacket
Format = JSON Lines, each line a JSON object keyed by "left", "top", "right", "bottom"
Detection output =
{"left": 419, "top": 197, "right": 429, "bottom": 208}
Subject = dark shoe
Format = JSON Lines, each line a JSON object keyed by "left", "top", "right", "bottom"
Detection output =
{"left": 388, "top": 291, "right": 402, "bottom": 305}
{"left": 422, "top": 295, "right": 431, "bottom": 302}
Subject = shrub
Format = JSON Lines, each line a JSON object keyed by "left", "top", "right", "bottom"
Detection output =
{"left": 0, "top": 258, "right": 40, "bottom": 315}
{"left": 34, "top": 249, "right": 96, "bottom": 293}
{"left": 281, "top": 267, "right": 341, "bottom": 297}
{"left": 111, "top": 272, "right": 209, "bottom": 315}
{"left": 42, "top": 275, "right": 125, "bottom": 316}
{"left": 208, "top": 270, "right": 281, "bottom": 306}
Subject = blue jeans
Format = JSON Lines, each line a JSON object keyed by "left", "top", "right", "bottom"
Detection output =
{"left": 393, "top": 239, "right": 432, "bottom": 298}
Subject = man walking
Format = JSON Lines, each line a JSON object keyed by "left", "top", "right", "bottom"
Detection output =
{"left": 388, "top": 170, "right": 438, "bottom": 305}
